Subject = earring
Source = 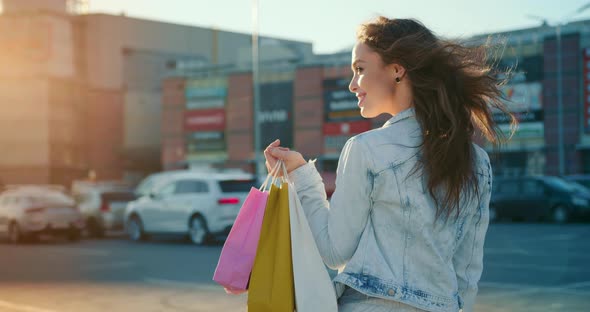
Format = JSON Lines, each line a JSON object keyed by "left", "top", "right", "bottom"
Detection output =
{"left": 395, "top": 77, "right": 401, "bottom": 83}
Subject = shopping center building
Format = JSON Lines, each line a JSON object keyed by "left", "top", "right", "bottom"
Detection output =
{"left": 0, "top": 0, "right": 311, "bottom": 186}
{"left": 4, "top": 0, "right": 590, "bottom": 188}
{"left": 161, "top": 18, "right": 590, "bottom": 185}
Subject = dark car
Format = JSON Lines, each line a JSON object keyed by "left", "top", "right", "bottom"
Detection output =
{"left": 564, "top": 174, "right": 590, "bottom": 190}
{"left": 491, "top": 176, "right": 590, "bottom": 223}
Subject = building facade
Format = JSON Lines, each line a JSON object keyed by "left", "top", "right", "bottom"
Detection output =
{"left": 472, "top": 20, "right": 590, "bottom": 177}
{"left": 162, "top": 19, "right": 590, "bottom": 186}
{"left": 6, "top": 0, "right": 590, "bottom": 189}
{"left": 0, "top": 0, "right": 312, "bottom": 186}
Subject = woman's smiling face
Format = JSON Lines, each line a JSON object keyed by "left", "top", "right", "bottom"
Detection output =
{"left": 348, "top": 42, "right": 409, "bottom": 118}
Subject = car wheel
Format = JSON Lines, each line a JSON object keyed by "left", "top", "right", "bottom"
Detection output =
{"left": 489, "top": 205, "right": 498, "bottom": 223}
{"left": 86, "top": 217, "right": 104, "bottom": 238}
{"left": 127, "top": 216, "right": 146, "bottom": 242}
{"left": 67, "top": 227, "right": 81, "bottom": 242}
{"left": 189, "top": 216, "right": 210, "bottom": 246}
{"left": 551, "top": 205, "right": 569, "bottom": 224}
{"left": 8, "top": 222, "right": 22, "bottom": 244}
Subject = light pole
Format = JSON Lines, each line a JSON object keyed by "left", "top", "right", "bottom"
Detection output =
{"left": 528, "top": 2, "right": 590, "bottom": 176}
{"left": 557, "top": 22, "right": 564, "bottom": 176}
{"left": 251, "top": 0, "right": 263, "bottom": 177}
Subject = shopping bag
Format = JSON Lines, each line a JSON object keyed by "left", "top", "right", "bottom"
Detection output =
{"left": 287, "top": 177, "right": 338, "bottom": 311}
{"left": 212, "top": 161, "right": 281, "bottom": 294}
{"left": 247, "top": 168, "right": 295, "bottom": 311}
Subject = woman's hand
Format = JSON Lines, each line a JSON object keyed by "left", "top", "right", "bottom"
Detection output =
{"left": 263, "top": 139, "right": 307, "bottom": 175}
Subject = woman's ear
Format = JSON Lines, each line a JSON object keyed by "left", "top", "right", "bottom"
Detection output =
{"left": 387, "top": 63, "right": 406, "bottom": 80}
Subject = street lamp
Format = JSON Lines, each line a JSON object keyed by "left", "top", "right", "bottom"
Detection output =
{"left": 251, "top": 0, "right": 263, "bottom": 177}
{"left": 527, "top": 2, "right": 590, "bottom": 176}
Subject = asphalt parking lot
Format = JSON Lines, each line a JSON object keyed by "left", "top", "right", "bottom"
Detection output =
{"left": 0, "top": 223, "right": 588, "bottom": 311}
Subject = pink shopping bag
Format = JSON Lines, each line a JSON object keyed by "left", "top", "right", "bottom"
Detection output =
{"left": 212, "top": 162, "right": 280, "bottom": 294}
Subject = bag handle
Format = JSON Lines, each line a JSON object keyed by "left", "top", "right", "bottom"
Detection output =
{"left": 280, "top": 160, "right": 290, "bottom": 184}
{"left": 259, "top": 160, "right": 282, "bottom": 192}
{"left": 270, "top": 160, "right": 286, "bottom": 186}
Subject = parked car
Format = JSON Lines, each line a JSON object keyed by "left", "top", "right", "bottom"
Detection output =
{"left": 134, "top": 172, "right": 176, "bottom": 198}
{"left": 133, "top": 168, "right": 252, "bottom": 198}
{"left": 72, "top": 181, "right": 136, "bottom": 238}
{"left": 564, "top": 174, "right": 590, "bottom": 190}
{"left": 125, "top": 171, "right": 256, "bottom": 245}
{"left": 0, "top": 186, "right": 84, "bottom": 243}
{"left": 491, "top": 176, "right": 590, "bottom": 223}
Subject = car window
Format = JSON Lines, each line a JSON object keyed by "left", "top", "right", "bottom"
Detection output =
{"left": 135, "top": 175, "right": 161, "bottom": 197}
{"left": 218, "top": 179, "right": 256, "bottom": 193}
{"left": 577, "top": 180, "right": 590, "bottom": 189}
{"left": 523, "top": 180, "right": 543, "bottom": 196}
{"left": 175, "top": 180, "right": 208, "bottom": 194}
{"left": 565, "top": 181, "right": 590, "bottom": 195}
{"left": 544, "top": 177, "right": 576, "bottom": 192}
{"left": 156, "top": 182, "right": 176, "bottom": 197}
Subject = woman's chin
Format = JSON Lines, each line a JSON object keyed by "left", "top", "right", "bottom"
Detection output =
{"left": 359, "top": 108, "right": 377, "bottom": 119}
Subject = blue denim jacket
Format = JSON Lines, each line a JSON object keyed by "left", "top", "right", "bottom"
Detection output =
{"left": 289, "top": 107, "right": 492, "bottom": 312}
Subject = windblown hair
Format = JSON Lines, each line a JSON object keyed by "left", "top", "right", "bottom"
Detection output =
{"left": 357, "top": 17, "right": 516, "bottom": 220}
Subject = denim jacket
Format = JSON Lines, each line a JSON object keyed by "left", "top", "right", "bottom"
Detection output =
{"left": 289, "top": 107, "right": 492, "bottom": 312}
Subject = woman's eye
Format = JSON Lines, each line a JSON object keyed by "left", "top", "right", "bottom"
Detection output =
{"left": 355, "top": 67, "right": 364, "bottom": 74}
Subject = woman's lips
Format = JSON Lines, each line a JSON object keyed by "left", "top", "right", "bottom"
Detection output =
{"left": 357, "top": 94, "right": 366, "bottom": 107}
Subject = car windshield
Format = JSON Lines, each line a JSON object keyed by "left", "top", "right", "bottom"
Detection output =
{"left": 135, "top": 175, "right": 160, "bottom": 197}
{"left": 544, "top": 177, "right": 576, "bottom": 192}
{"left": 218, "top": 179, "right": 256, "bottom": 193}
{"left": 565, "top": 181, "right": 590, "bottom": 196}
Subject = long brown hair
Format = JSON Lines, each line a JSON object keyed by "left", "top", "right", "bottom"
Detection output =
{"left": 357, "top": 17, "right": 516, "bottom": 220}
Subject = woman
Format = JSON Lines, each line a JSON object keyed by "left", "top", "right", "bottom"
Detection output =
{"left": 264, "top": 17, "right": 514, "bottom": 312}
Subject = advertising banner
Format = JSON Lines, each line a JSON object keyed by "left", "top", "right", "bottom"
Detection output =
{"left": 186, "top": 97, "right": 225, "bottom": 110}
{"left": 184, "top": 109, "right": 225, "bottom": 132}
{"left": 323, "top": 120, "right": 371, "bottom": 136}
{"left": 186, "top": 131, "right": 226, "bottom": 153}
{"left": 496, "top": 82, "right": 543, "bottom": 132}
{"left": 323, "top": 121, "right": 371, "bottom": 155}
{"left": 500, "top": 82, "right": 542, "bottom": 112}
{"left": 259, "top": 82, "right": 294, "bottom": 149}
{"left": 185, "top": 86, "right": 227, "bottom": 99}
{"left": 323, "top": 78, "right": 360, "bottom": 122}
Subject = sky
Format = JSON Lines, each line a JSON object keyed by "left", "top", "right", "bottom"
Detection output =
{"left": 60, "top": 0, "right": 590, "bottom": 53}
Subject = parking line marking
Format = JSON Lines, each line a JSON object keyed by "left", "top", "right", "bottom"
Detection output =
{"left": 562, "top": 281, "right": 590, "bottom": 289}
{"left": 486, "top": 262, "right": 590, "bottom": 273}
{"left": 503, "top": 233, "right": 581, "bottom": 244}
{"left": 40, "top": 247, "right": 111, "bottom": 257}
{"left": 480, "top": 281, "right": 538, "bottom": 289}
{"left": 480, "top": 281, "right": 590, "bottom": 298}
{"left": 485, "top": 247, "right": 590, "bottom": 259}
{"left": 144, "top": 278, "right": 220, "bottom": 291}
{"left": 0, "top": 299, "right": 58, "bottom": 312}
{"left": 481, "top": 281, "right": 590, "bottom": 290}
{"left": 81, "top": 261, "right": 135, "bottom": 272}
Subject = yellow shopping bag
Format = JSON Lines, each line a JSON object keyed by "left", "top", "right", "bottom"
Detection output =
{"left": 247, "top": 182, "right": 295, "bottom": 312}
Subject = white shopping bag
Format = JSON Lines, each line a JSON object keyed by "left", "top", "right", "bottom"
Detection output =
{"left": 283, "top": 163, "right": 338, "bottom": 312}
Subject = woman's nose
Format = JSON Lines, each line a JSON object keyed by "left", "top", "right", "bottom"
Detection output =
{"left": 349, "top": 78, "right": 358, "bottom": 93}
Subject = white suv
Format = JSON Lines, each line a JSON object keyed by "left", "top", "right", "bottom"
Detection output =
{"left": 125, "top": 171, "right": 256, "bottom": 245}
